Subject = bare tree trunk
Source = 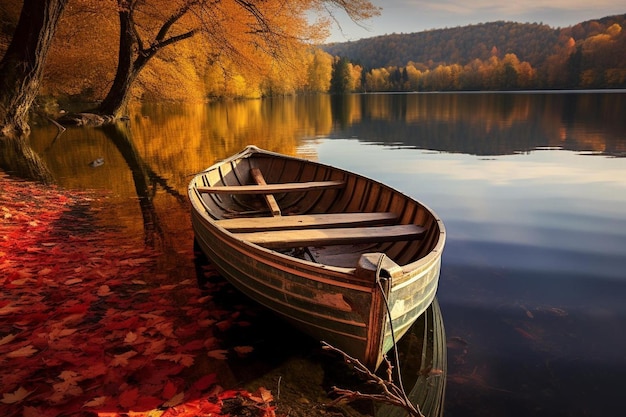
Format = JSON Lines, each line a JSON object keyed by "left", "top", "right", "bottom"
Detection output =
{"left": 0, "top": 0, "right": 68, "bottom": 136}
{"left": 97, "top": 1, "right": 195, "bottom": 118}
{"left": 97, "top": 5, "right": 142, "bottom": 117}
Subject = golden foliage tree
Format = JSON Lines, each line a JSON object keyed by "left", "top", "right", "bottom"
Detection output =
{"left": 50, "top": 0, "right": 379, "bottom": 118}
{"left": 305, "top": 48, "right": 334, "bottom": 93}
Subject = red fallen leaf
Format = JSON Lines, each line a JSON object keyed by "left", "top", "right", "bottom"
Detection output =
{"left": 216, "top": 320, "right": 232, "bottom": 331}
{"left": 218, "top": 389, "right": 242, "bottom": 400}
{"left": 234, "top": 345, "right": 254, "bottom": 357}
{"left": 143, "top": 338, "right": 168, "bottom": 355}
{"left": 180, "top": 339, "right": 205, "bottom": 351}
{"left": 135, "top": 395, "right": 163, "bottom": 409}
{"left": 58, "top": 303, "right": 89, "bottom": 315}
{"left": 196, "top": 319, "right": 216, "bottom": 327}
{"left": 196, "top": 295, "right": 212, "bottom": 303}
{"left": 191, "top": 374, "right": 217, "bottom": 392}
{"left": 47, "top": 326, "right": 78, "bottom": 341}
{"left": 106, "top": 316, "right": 140, "bottom": 330}
{"left": 174, "top": 397, "right": 222, "bottom": 415}
{"left": 119, "top": 387, "right": 139, "bottom": 409}
{"left": 155, "top": 353, "right": 195, "bottom": 367}
{"left": 111, "top": 350, "right": 138, "bottom": 367}
{"left": 203, "top": 337, "right": 219, "bottom": 349}
{"left": 155, "top": 321, "right": 175, "bottom": 338}
{"left": 162, "top": 380, "right": 178, "bottom": 399}
{"left": 23, "top": 406, "right": 49, "bottom": 417}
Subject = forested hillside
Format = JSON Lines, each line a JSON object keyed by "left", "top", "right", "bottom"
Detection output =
{"left": 323, "top": 14, "right": 626, "bottom": 90}
{"left": 324, "top": 21, "right": 560, "bottom": 69}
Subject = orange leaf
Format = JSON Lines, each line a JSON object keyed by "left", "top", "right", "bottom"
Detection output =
{"left": 82, "top": 362, "right": 108, "bottom": 379}
{"left": 207, "top": 349, "right": 228, "bottom": 360}
{"left": 1, "top": 386, "right": 32, "bottom": 404}
{"left": 111, "top": 350, "right": 138, "bottom": 367}
{"left": 249, "top": 387, "right": 274, "bottom": 405}
{"left": 83, "top": 396, "right": 107, "bottom": 408}
{"left": 97, "top": 285, "right": 112, "bottom": 296}
{"left": 7, "top": 344, "right": 37, "bottom": 358}
{"left": 124, "top": 331, "right": 139, "bottom": 344}
{"left": 155, "top": 353, "right": 195, "bottom": 367}
{"left": 163, "top": 391, "right": 184, "bottom": 407}
{"left": 234, "top": 345, "right": 254, "bottom": 356}
{"left": 144, "top": 338, "right": 168, "bottom": 355}
{"left": 258, "top": 387, "right": 273, "bottom": 403}
{"left": 0, "top": 333, "right": 16, "bottom": 346}
{"left": 0, "top": 304, "right": 21, "bottom": 316}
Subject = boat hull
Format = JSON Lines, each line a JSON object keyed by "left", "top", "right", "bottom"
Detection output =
{"left": 189, "top": 146, "right": 445, "bottom": 369}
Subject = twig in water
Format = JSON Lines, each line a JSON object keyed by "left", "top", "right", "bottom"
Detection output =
{"left": 322, "top": 342, "right": 424, "bottom": 417}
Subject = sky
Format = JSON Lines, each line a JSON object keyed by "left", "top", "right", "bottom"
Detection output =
{"left": 325, "top": 0, "right": 626, "bottom": 43}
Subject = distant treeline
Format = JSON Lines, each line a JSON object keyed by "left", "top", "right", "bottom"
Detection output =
{"left": 323, "top": 14, "right": 626, "bottom": 91}
{"left": 1, "top": 7, "right": 624, "bottom": 102}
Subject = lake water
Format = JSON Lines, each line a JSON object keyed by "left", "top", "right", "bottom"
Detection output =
{"left": 16, "top": 91, "right": 626, "bottom": 416}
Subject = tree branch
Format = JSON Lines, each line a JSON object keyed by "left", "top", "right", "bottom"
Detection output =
{"left": 155, "top": 1, "right": 198, "bottom": 42}
{"left": 322, "top": 342, "right": 424, "bottom": 417}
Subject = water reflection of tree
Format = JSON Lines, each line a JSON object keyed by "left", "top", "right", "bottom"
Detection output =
{"left": 101, "top": 122, "right": 187, "bottom": 247}
{"left": 328, "top": 93, "right": 626, "bottom": 157}
{"left": 0, "top": 134, "right": 54, "bottom": 183}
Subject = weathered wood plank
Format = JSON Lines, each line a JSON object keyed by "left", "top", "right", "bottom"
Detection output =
{"left": 234, "top": 224, "right": 426, "bottom": 249}
{"left": 216, "top": 212, "right": 399, "bottom": 232}
{"left": 197, "top": 180, "right": 345, "bottom": 195}
{"left": 250, "top": 168, "right": 281, "bottom": 216}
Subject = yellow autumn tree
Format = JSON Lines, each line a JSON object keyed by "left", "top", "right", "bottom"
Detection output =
{"left": 40, "top": 0, "right": 379, "bottom": 118}
{"left": 305, "top": 48, "right": 334, "bottom": 93}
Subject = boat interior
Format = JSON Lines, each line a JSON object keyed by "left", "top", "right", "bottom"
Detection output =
{"left": 194, "top": 151, "right": 443, "bottom": 269}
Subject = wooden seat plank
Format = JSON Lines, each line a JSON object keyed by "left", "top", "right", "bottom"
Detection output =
{"left": 234, "top": 224, "right": 426, "bottom": 249}
{"left": 197, "top": 180, "right": 345, "bottom": 195}
{"left": 216, "top": 212, "right": 399, "bottom": 232}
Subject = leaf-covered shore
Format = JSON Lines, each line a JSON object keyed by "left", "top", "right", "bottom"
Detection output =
{"left": 0, "top": 173, "right": 277, "bottom": 417}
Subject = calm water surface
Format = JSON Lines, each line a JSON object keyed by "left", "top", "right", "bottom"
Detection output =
{"left": 20, "top": 92, "right": 626, "bottom": 416}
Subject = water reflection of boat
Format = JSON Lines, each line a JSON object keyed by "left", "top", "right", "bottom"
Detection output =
{"left": 377, "top": 298, "right": 447, "bottom": 417}
{"left": 188, "top": 145, "right": 446, "bottom": 370}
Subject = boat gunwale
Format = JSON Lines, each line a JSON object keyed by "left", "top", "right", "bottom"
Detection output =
{"left": 188, "top": 145, "right": 445, "bottom": 281}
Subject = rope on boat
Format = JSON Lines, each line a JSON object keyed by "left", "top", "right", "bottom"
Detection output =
{"left": 375, "top": 254, "right": 424, "bottom": 416}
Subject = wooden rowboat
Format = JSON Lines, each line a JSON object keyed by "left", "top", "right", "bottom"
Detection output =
{"left": 188, "top": 145, "right": 445, "bottom": 369}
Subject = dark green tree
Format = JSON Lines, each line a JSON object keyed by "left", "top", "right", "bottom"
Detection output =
{"left": 329, "top": 57, "right": 352, "bottom": 94}
{"left": 502, "top": 62, "right": 518, "bottom": 89}
{"left": 566, "top": 45, "right": 583, "bottom": 88}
